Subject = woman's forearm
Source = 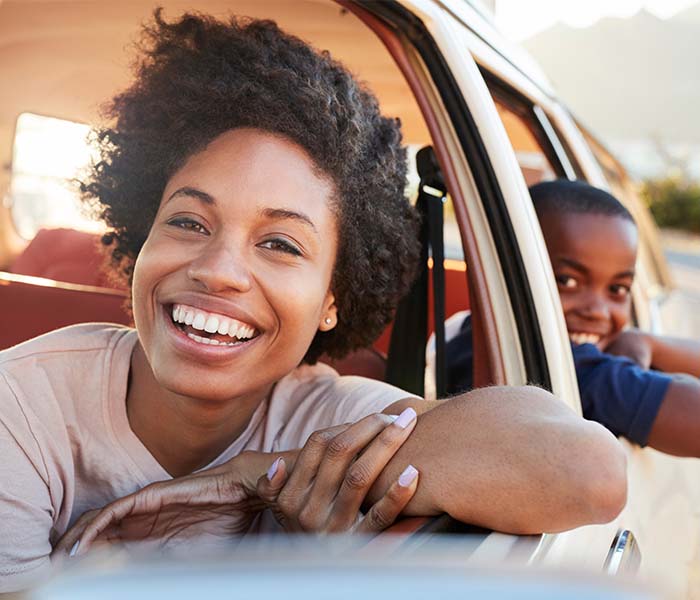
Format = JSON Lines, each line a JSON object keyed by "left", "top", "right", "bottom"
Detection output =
{"left": 369, "top": 386, "right": 627, "bottom": 534}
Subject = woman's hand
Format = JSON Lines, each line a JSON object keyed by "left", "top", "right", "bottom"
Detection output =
{"left": 54, "top": 409, "right": 418, "bottom": 557}
{"left": 53, "top": 450, "right": 281, "bottom": 557}
{"left": 255, "top": 408, "right": 419, "bottom": 534}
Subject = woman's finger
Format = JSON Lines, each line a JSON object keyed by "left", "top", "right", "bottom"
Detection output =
{"left": 76, "top": 473, "right": 244, "bottom": 552}
{"left": 354, "top": 464, "right": 419, "bottom": 535}
{"left": 276, "top": 424, "right": 350, "bottom": 511}
{"left": 256, "top": 457, "right": 288, "bottom": 504}
{"left": 53, "top": 509, "right": 100, "bottom": 555}
{"left": 328, "top": 407, "right": 417, "bottom": 527}
{"left": 73, "top": 493, "right": 141, "bottom": 553}
{"left": 300, "top": 413, "right": 399, "bottom": 526}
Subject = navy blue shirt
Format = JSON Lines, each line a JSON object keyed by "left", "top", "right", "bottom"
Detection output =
{"left": 445, "top": 314, "right": 672, "bottom": 447}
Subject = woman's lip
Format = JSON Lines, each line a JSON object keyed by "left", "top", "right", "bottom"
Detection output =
{"left": 161, "top": 304, "right": 261, "bottom": 362}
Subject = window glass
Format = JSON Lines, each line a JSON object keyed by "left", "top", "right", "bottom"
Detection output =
{"left": 10, "top": 112, "right": 104, "bottom": 239}
{"left": 493, "top": 99, "right": 556, "bottom": 186}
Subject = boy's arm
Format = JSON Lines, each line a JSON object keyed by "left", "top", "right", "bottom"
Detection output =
{"left": 606, "top": 329, "right": 700, "bottom": 377}
{"left": 371, "top": 385, "right": 627, "bottom": 534}
{"left": 646, "top": 334, "right": 700, "bottom": 377}
{"left": 646, "top": 375, "right": 700, "bottom": 456}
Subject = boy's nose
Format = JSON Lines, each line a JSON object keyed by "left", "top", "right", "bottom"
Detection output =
{"left": 579, "top": 293, "right": 610, "bottom": 321}
{"left": 186, "top": 239, "right": 252, "bottom": 293}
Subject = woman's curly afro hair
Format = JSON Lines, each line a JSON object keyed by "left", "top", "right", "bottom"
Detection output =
{"left": 83, "top": 9, "right": 420, "bottom": 363}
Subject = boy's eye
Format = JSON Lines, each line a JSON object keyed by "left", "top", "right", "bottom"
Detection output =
{"left": 259, "top": 238, "right": 302, "bottom": 257}
{"left": 610, "top": 284, "right": 631, "bottom": 298}
{"left": 167, "top": 216, "right": 209, "bottom": 235}
{"left": 555, "top": 274, "right": 578, "bottom": 289}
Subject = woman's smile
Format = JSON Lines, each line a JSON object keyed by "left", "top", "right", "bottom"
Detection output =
{"left": 161, "top": 301, "right": 263, "bottom": 362}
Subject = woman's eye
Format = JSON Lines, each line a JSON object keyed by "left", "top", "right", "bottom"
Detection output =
{"left": 556, "top": 274, "right": 577, "bottom": 289}
{"left": 167, "top": 217, "right": 209, "bottom": 235}
{"left": 259, "top": 238, "right": 302, "bottom": 256}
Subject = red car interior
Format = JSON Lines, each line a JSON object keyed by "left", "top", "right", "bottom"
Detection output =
{"left": 2, "top": 229, "right": 470, "bottom": 381}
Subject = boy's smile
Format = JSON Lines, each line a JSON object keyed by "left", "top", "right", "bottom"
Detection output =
{"left": 538, "top": 210, "right": 638, "bottom": 350}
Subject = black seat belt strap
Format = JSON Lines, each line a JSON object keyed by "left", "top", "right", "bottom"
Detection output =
{"left": 386, "top": 146, "right": 447, "bottom": 398}
{"left": 385, "top": 193, "right": 429, "bottom": 396}
{"left": 417, "top": 147, "right": 447, "bottom": 398}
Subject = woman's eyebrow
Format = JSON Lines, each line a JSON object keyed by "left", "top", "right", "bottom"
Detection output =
{"left": 261, "top": 207, "right": 318, "bottom": 234}
{"left": 166, "top": 186, "right": 215, "bottom": 205}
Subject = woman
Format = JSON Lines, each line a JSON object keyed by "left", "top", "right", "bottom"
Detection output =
{"left": 0, "top": 11, "right": 626, "bottom": 591}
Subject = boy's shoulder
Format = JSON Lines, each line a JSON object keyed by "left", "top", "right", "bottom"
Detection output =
{"left": 572, "top": 341, "right": 672, "bottom": 385}
{"left": 572, "top": 342, "right": 672, "bottom": 447}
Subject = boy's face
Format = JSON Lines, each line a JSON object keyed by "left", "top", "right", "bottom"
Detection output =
{"left": 538, "top": 210, "right": 638, "bottom": 350}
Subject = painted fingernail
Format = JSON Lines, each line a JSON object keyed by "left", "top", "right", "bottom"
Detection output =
{"left": 393, "top": 407, "right": 417, "bottom": 429}
{"left": 398, "top": 465, "right": 419, "bottom": 487}
{"left": 266, "top": 457, "right": 282, "bottom": 481}
{"left": 69, "top": 540, "right": 80, "bottom": 557}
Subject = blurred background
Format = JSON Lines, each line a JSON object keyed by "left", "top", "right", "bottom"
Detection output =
{"left": 481, "top": 0, "right": 700, "bottom": 286}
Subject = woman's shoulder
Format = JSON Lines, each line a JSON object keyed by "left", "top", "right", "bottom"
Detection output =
{"left": 0, "top": 323, "right": 135, "bottom": 367}
{"left": 275, "top": 362, "right": 413, "bottom": 406}
{"left": 266, "top": 363, "right": 416, "bottom": 450}
{"left": 0, "top": 324, "right": 138, "bottom": 454}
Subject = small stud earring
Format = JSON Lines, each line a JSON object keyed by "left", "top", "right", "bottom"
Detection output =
{"left": 324, "top": 317, "right": 332, "bottom": 325}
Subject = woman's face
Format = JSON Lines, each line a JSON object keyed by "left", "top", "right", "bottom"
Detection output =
{"left": 132, "top": 128, "right": 339, "bottom": 402}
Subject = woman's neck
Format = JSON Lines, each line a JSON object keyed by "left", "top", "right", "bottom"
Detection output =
{"left": 126, "top": 343, "right": 270, "bottom": 477}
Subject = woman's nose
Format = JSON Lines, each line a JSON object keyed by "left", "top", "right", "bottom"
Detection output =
{"left": 186, "top": 239, "right": 252, "bottom": 293}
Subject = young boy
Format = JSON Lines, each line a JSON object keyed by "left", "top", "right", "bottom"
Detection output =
{"left": 447, "top": 179, "right": 700, "bottom": 456}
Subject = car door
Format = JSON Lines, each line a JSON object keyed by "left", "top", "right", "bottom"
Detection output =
{"left": 369, "top": 0, "right": 700, "bottom": 594}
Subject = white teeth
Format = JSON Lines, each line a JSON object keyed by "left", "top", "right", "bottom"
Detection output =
{"left": 171, "top": 303, "right": 257, "bottom": 340}
{"left": 204, "top": 316, "right": 219, "bottom": 333}
{"left": 217, "top": 320, "right": 230, "bottom": 336}
{"left": 570, "top": 333, "right": 601, "bottom": 345}
{"left": 186, "top": 332, "right": 238, "bottom": 346}
{"left": 192, "top": 313, "right": 206, "bottom": 331}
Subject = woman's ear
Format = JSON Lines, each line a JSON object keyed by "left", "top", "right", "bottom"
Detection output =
{"left": 319, "top": 291, "right": 338, "bottom": 332}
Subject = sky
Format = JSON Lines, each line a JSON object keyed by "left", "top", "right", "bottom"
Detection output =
{"left": 494, "top": 0, "right": 699, "bottom": 40}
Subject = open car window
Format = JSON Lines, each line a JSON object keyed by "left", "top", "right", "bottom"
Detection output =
{"left": 10, "top": 112, "right": 103, "bottom": 239}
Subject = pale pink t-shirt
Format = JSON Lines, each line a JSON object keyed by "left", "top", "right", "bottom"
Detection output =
{"left": 0, "top": 324, "right": 413, "bottom": 591}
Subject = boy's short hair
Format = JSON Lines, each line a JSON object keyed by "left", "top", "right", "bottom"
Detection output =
{"left": 529, "top": 179, "right": 635, "bottom": 224}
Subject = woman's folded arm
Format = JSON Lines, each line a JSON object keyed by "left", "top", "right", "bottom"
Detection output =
{"left": 373, "top": 385, "right": 627, "bottom": 534}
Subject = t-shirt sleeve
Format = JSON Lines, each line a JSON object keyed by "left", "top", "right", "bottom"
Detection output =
{"left": 574, "top": 344, "right": 672, "bottom": 447}
{"left": 0, "top": 373, "right": 55, "bottom": 592}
